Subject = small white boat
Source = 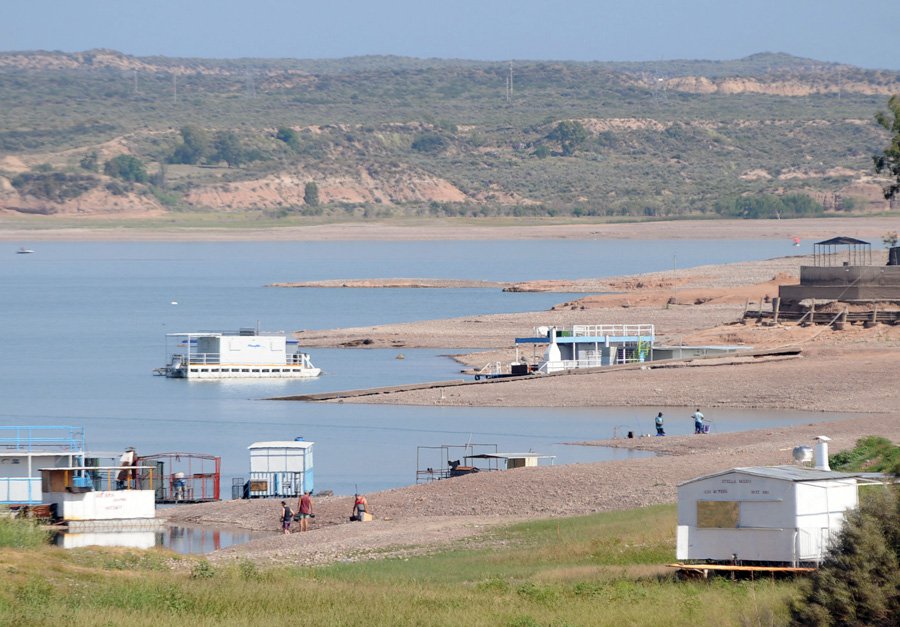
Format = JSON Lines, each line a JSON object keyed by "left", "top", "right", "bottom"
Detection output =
{"left": 16, "top": 247, "right": 35, "bottom": 254}
{"left": 156, "top": 328, "right": 321, "bottom": 380}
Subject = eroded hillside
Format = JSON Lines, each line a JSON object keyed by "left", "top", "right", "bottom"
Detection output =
{"left": 0, "top": 50, "right": 897, "bottom": 218}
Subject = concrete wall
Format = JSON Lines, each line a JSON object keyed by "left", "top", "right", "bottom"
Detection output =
{"left": 780, "top": 265, "right": 900, "bottom": 303}
{"left": 45, "top": 489, "right": 156, "bottom": 521}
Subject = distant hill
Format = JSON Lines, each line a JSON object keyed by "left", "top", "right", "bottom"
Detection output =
{"left": 0, "top": 49, "right": 897, "bottom": 220}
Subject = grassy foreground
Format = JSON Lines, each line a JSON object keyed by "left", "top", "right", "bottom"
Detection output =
{"left": 0, "top": 505, "right": 800, "bottom": 626}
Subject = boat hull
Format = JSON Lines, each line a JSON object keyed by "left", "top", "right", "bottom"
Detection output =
{"left": 166, "top": 365, "right": 321, "bottom": 379}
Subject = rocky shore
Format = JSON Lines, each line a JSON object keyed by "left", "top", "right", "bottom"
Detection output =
{"left": 162, "top": 238, "right": 899, "bottom": 566}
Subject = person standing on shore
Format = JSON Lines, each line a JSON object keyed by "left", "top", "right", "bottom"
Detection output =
{"left": 296, "top": 491, "right": 313, "bottom": 532}
{"left": 693, "top": 409, "right": 706, "bottom": 434}
{"left": 280, "top": 501, "right": 293, "bottom": 535}
{"left": 655, "top": 412, "right": 665, "bottom": 436}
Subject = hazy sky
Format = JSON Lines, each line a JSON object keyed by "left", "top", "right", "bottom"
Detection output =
{"left": 3, "top": 0, "right": 898, "bottom": 69}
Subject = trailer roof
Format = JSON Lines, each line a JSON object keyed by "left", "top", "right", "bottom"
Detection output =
{"left": 678, "top": 465, "right": 862, "bottom": 486}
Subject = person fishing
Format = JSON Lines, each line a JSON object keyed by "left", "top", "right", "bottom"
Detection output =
{"left": 655, "top": 412, "right": 665, "bottom": 436}
{"left": 692, "top": 409, "right": 706, "bottom": 434}
{"left": 351, "top": 493, "right": 369, "bottom": 521}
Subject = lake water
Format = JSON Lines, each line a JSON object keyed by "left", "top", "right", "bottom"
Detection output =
{"left": 1, "top": 238, "right": 833, "bottom": 495}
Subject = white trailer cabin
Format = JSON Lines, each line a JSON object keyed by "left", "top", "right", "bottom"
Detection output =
{"left": 676, "top": 466, "right": 860, "bottom": 566}
{"left": 247, "top": 440, "right": 314, "bottom": 498}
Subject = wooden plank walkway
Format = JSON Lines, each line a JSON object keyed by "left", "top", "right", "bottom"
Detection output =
{"left": 269, "top": 346, "right": 802, "bottom": 402}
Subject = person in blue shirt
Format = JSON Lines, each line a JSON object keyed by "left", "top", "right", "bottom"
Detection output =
{"left": 655, "top": 412, "right": 665, "bottom": 436}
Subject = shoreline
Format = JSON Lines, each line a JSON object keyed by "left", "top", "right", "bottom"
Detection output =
{"left": 1, "top": 216, "right": 897, "bottom": 241}
{"left": 163, "top": 413, "right": 899, "bottom": 566}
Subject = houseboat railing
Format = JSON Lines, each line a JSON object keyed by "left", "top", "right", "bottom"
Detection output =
{"left": 52, "top": 466, "right": 155, "bottom": 492}
{"left": 0, "top": 425, "right": 85, "bottom": 452}
{"left": 175, "top": 352, "right": 313, "bottom": 366}
{"left": 570, "top": 324, "right": 655, "bottom": 338}
{"left": 0, "top": 477, "right": 40, "bottom": 504}
{"left": 537, "top": 358, "right": 604, "bottom": 374}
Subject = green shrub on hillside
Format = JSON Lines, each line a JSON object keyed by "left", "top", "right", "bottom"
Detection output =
{"left": 104, "top": 155, "right": 148, "bottom": 183}
{"left": 11, "top": 171, "right": 99, "bottom": 202}
{"left": 791, "top": 487, "right": 900, "bottom": 626}
{"left": 830, "top": 436, "right": 900, "bottom": 475}
{"left": 715, "top": 193, "right": 823, "bottom": 219}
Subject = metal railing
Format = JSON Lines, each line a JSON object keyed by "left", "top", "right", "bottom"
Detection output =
{"left": 0, "top": 425, "right": 85, "bottom": 452}
{"left": 571, "top": 324, "right": 655, "bottom": 338}
{"left": 0, "top": 477, "right": 40, "bottom": 504}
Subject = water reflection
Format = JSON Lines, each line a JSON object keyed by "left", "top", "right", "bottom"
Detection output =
{"left": 54, "top": 524, "right": 264, "bottom": 554}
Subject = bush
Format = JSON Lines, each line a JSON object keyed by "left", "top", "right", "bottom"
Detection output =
{"left": 411, "top": 132, "right": 449, "bottom": 154}
{"left": 304, "top": 181, "right": 320, "bottom": 207}
{"left": 716, "top": 193, "right": 822, "bottom": 219}
{"left": 830, "top": 436, "right": 900, "bottom": 475}
{"left": 11, "top": 172, "right": 99, "bottom": 202}
{"left": 791, "top": 487, "right": 900, "bottom": 626}
{"left": 104, "top": 154, "right": 148, "bottom": 183}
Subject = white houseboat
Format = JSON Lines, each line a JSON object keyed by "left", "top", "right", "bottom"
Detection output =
{"left": 0, "top": 425, "right": 86, "bottom": 505}
{"left": 158, "top": 328, "right": 321, "bottom": 379}
{"left": 516, "top": 324, "right": 655, "bottom": 373}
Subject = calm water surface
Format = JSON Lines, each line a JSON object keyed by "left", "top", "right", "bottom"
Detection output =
{"left": 1, "top": 239, "right": 829, "bottom": 495}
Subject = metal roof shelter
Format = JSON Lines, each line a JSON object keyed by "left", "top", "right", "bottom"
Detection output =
{"left": 813, "top": 237, "right": 872, "bottom": 267}
{"left": 467, "top": 452, "right": 556, "bottom": 470}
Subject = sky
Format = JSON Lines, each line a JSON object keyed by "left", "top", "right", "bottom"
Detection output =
{"left": 2, "top": 0, "right": 899, "bottom": 70}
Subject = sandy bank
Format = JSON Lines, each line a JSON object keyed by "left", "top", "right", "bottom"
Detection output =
{"left": 162, "top": 414, "right": 898, "bottom": 566}
{"left": 1, "top": 216, "right": 897, "bottom": 241}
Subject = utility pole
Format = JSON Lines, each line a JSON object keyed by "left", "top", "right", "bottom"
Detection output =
{"left": 506, "top": 61, "right": 513, "bottom": 104}
{"left": 173, "top": 74, "right": 177, "bottom": 105}
{"left": 133, "top": 70, "right": 138, "bottom": 95}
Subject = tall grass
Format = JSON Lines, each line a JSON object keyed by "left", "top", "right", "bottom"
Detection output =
{"left": 0, "top": 505, "right": 802, "bottom": 626}
{"left": 0, "top": 517, "right": 51, "bottom": 548}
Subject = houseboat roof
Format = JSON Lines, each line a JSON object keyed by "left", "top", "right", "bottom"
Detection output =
{"left": 468, "top": 453, "right": 555, "bottom": 461}
{"left": 248, "top": 441, "right": 314, "bottom": 450}
{"left": 166, "top": 330, "right": 289, "bottom": 338}
{"left": 678, "top": 465, "right": 863, "bottom": 486}
{"left": 516, "top": 324, "right": 655, "bottom": 344}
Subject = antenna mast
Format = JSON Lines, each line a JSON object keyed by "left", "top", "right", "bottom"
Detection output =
{"left": 506, "top": 61, "right": 513, "bottom": 104}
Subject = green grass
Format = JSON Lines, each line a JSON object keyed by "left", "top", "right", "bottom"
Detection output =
{"left": 0, "top": 504, "right": 804, "bottom": 626}
{"left": 0, "top": 516, "right": 51, "bottom": 548}
{"left": 830, "top": 436, "right": 900, "bottom": 474}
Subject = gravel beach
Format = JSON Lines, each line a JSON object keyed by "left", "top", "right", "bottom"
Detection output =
{"left": 161, "top": 229, "right": 899, "bottom": 566}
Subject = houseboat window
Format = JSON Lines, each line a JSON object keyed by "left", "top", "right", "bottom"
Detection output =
{"left": 261, "top": 369, "right": 270, "bottom": 373}
{"left": 241, "top": 369, "right": 250, "bottom": 372}
{"left": 200, "top": 368, "right": 209, "bottom": 372}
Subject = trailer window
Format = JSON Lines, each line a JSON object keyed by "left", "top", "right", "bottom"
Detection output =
{"left": 697, "top": 500, "right": 739, "bottom": 528}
